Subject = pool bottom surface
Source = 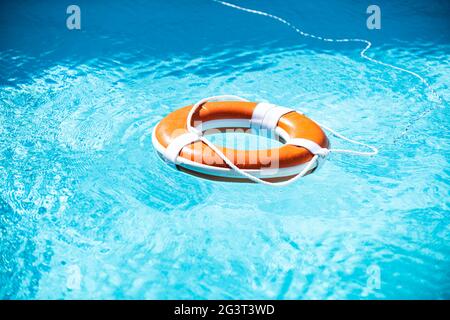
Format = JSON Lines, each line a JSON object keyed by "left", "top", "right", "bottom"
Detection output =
{"left": 0, "top": 0, "right": 450, "bottom": 299}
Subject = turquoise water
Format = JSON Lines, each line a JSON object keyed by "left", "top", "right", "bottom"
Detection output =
{"left": 1, "top": 0, "right": 449, "bottom": 299}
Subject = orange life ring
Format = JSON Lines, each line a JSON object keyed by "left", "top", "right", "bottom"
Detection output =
{"left": 152, "top": 100, "right": 329, "bottom": 182}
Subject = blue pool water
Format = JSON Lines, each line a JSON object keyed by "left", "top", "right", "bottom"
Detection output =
{"left": 1, "top": 0, "right": 449, "bottom": 299}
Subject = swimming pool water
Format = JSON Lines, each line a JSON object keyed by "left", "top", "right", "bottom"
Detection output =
{"left": 0, "top": 0, "right": 449, "bottom": 299}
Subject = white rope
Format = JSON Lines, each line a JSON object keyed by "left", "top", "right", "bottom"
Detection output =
{"left": 313, "top": 120, "right": 378, "bottom": 156}
{"left": 183, "top": 95, "right": 376, "bottom": 186}
{"left": 186, "top": 95, "right": 249, "bottom": 135}
{"left": 200, "top": 135, "right": 319, "bottom": 186}
{"left": 186, "top": 95, "right": 318, "bottom": 186}
{"left": 212, "top": 0, "right": 444, "bottom": 140}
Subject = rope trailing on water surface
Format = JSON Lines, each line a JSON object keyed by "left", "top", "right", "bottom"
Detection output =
{"left": 212, "top": 0, "right": 445, "bottom": 141}
{"left": 186, "top": 95, "right": 378, "bottom": 186}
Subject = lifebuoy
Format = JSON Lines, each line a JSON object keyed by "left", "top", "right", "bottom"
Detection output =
{"left": 152, "top": 100, "right": 330, "bottom": 183}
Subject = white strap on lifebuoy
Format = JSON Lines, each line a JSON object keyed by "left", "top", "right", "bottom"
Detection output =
{"left": 164, "top": 132, "right": 201, "bottom": 164}
{"left": 251, "top": 102, "right": 274, "bottom": 129}
{"left": 251, "top": 102, "right": 293, "bottom": 131}
{"left": 286, "top": 138, "right": 330, "bottom": 157}
{"left": 261, "top": 106, "right": 293, "bottom": 130}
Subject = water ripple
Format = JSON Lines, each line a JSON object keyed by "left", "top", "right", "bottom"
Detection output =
{"left": 1, "top": 0, "right": 449, "bottom": 299}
